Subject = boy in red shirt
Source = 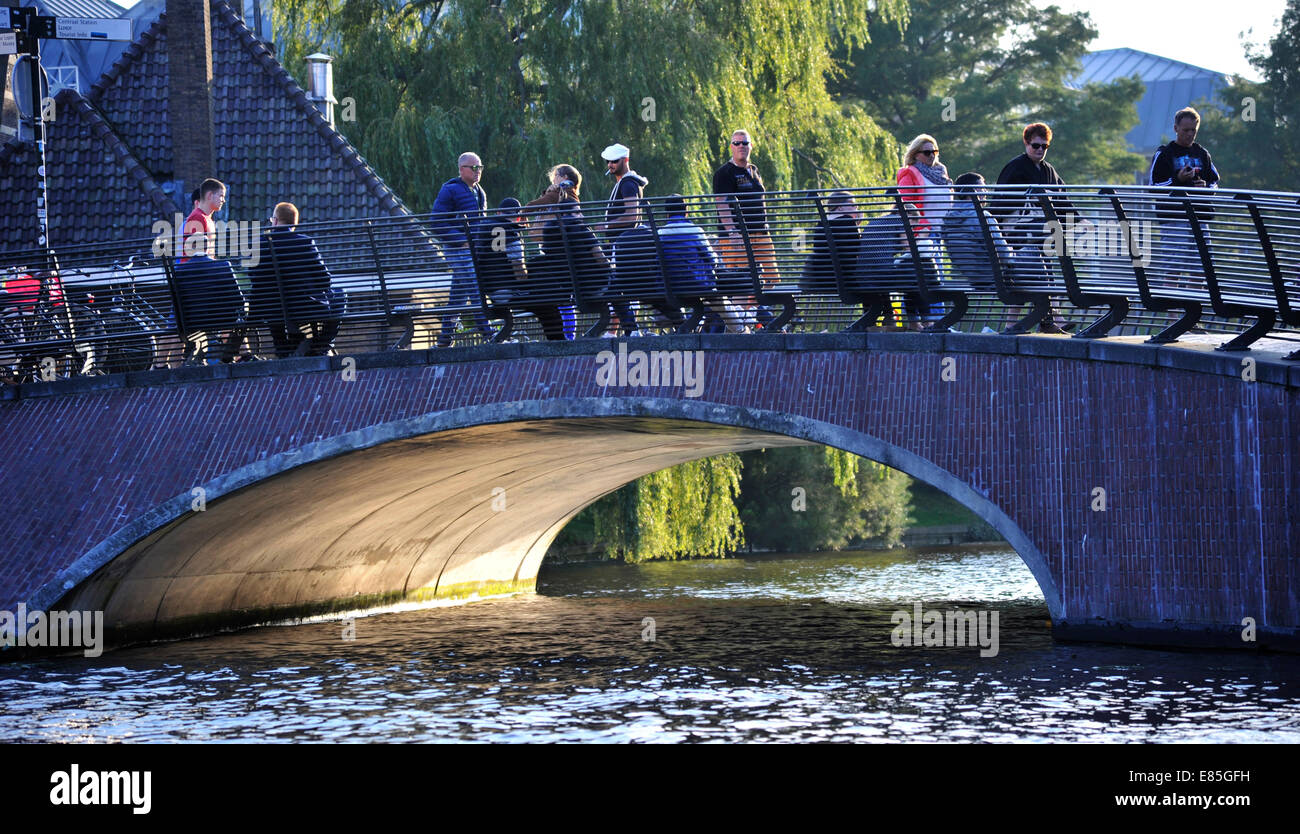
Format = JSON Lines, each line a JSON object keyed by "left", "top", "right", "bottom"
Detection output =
{"left": 182, "top": 178, "right": 226, "bottom": 262}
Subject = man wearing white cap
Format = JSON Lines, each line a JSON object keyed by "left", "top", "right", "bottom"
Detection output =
{"left": 600, "top": 143, "right": 649, "bottom": 336}
{"left": 600, "top": 143, "right": 648, "bottom": 239}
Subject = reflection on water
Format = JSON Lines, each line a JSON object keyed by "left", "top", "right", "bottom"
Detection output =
{"left": 2, "top": 547, "right": 1298, "bottom": 743}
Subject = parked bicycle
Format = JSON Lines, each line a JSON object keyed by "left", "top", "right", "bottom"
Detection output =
{"left": 0, "top": 265, "right": 94, "bottom": 382}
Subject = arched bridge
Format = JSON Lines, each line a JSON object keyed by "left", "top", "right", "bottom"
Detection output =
{"left": 1, "top": 331, "right": 1297, "bottom": 653}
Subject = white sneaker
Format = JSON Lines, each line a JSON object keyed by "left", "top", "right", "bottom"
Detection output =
{"left": 980, "top": 326, "right": 997, "bottom": 334}
{"left": 601, "top": 331, "right": 617, "bottom": 338}
{"left": 626, "top": 330, "right": 643, "bottom": 337}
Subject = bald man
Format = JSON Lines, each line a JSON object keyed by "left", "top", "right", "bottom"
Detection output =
{"left": 431, "top": 151, "right": 493, "bottom": 346}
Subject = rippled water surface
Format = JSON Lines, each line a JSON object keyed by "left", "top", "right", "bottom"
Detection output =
{"left": 3, "top": 547, "right": 1299, "bottom": 742}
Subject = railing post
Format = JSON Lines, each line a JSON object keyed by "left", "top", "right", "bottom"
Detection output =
{"left": 162, "top": 256, "right": 189, "bottom": 354}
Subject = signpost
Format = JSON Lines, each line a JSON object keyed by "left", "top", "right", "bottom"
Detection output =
{"left": 5, "top": 7, "right": 132, "bottom": 268}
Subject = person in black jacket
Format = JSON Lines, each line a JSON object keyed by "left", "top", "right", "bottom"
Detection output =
{"left": 801, "top": 191, "right": 862, "bottom": 294}
{"left": 852, "top": 202, "right": 939, "bottom": 329}
{"left": 994, "top": 123, "right": 1079, "bottom": 333}
{"left": 1148, "top": 106, "right": 1221, "bottom": 282}
{"left": 248, "top": 202, "right": 342, "bottom": 357}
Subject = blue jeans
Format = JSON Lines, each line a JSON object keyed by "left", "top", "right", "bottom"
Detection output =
{"left": 439, "top": 247, "right": 492, "bottom": 347}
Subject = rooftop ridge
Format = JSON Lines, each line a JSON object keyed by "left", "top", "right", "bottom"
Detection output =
{"left": 56, "top": 88, "right": 179, "bottom": 217}
{"left": 1080, "top": 47, "right": 1234, "bottom": 82}
{"left": 209, "top": 0, "right": 410, "bottom": 217}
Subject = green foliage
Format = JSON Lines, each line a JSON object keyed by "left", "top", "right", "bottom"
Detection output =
{"left": 273, "top": 0, "right": 907, "bottom": 205}
{"left": 833, "top": 0, "right": 1144, "bottom": 183}
{"left": 551, "top": 446, "right": 912, "bottom": 560}
{"left": 560, "top": 454, "right": 746, "bottom": 563}
{"left": 736, "top": 447, "right": 910, "bottom": 552}
{"left": 1197, "top": 1, "right": 1300, "bottom": 191}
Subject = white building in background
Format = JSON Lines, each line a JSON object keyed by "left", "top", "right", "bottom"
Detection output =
{"left": 1072, "top": 47, "right": 1233, "bottom": 182}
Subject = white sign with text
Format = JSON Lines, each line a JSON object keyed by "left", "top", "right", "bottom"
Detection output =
{"left": 55, "top": 17, "right": 132, "bottom": 41}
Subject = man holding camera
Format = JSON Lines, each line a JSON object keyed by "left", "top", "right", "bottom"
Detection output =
{"left": 1149, "top": 107, "right": 1221, "bottom": 283}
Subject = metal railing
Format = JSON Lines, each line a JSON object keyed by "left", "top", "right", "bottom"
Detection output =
{"left": 2, "top": 184, "right": 1299, "bottom": 383}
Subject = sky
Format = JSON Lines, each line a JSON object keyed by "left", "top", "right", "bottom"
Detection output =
{"left": 113, "top": 0, "right": 1288, "bottom": 80}
{"left": 1040, "top": 0, "right": 1288, "bottom": 79}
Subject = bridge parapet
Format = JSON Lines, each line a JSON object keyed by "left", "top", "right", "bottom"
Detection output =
{"left": 3, "top": 185, "right": 1300, "bottom": 384}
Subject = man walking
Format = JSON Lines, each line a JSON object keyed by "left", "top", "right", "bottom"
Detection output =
{"left": 601, "top": 143, "right": 648, "bottom": 238}
{"left": 600, "top": 143, "right": 648, "bottom": 334}
{"left": 1148, "top": 106, "right": 1221, "bottom": 281}
{"left": 713, "top": 129, "right": 779, "bottom": 327}
{"left": 431, "top": 152, "right": 492, "bottom": 347}
{"left": 994, "top": 123, "right": 1080, "bottom": 334}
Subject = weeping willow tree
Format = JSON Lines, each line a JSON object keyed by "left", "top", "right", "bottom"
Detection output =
{"left": 274, "top": 0, "right": 907, "bottom": 203}
{"left": 735, "top": 446, "right": 910, "bottom": 552}
{"left": 551, "top": 447, "right": 910, "bottom": 561}
{"left": 558, "top": 454, "right": 745, "bottom": 563}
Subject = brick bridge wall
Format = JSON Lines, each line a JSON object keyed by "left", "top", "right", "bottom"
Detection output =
{"left": 1, "top": 332, "right": 1297, "bottom": 650}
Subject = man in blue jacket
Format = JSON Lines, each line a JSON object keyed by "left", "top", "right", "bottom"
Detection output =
{"left": 431, "top": 151, "right": 492, "bottom": 347}
{"left": 173, "top": 234, "right": 245, "bottom": 362}
{"left": 658, "top": 194, "right": 745, "bottom": 333}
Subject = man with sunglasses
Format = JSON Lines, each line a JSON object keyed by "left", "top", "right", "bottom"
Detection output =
{"left": 431, "top": 151, "right": 493, "bottom": 347}
{"left": 992, "top": 123, "right": 1079, "bottom": 334}
{"left": 713, "top": 129, "right": 780, "bottom": 325}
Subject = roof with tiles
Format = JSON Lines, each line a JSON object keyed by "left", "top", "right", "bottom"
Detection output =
{"left": 0, "top": 88, "right": 176, "bottom": 257}
{"left": 0, "top": 0, "right": 410, "bottom": 255}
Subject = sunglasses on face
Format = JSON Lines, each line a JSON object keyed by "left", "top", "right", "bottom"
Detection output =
{"left": 918, "top": 148, "right": 937, "bottom": 156}
{"left": 732, "top": 140, "right": 751, "bottom": 146}
{"left": 1029, "top": 142, "right": 1050, "bottom": 151}
{"left": 462, "top": 164, "right": 484, "bottom": 170}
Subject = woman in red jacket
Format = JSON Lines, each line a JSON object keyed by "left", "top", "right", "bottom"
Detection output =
{"left": 895, "top": 134, "right": 952, "bottom": 329}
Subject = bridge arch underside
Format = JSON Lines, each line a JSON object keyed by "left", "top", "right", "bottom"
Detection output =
{"left": 58, "top": 412, "right": 1053, "bottom": 648}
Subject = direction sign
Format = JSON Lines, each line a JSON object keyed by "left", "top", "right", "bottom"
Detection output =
{"left": 0, "top": 33, "right": 16, "bottom": 56}
{"left": 54, "top": 17, "right": 132, "bottom": 41}
{"left": 0, "top": 7, "right": 10, "bottom": 31}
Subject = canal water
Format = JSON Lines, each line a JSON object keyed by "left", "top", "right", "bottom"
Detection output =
{"left": 2, "top": 547, "right": 1298, "bottom": 743}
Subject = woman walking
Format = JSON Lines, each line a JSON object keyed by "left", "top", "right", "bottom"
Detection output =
{"left": 895, "top": 134, "right": 953, "bottom": 329}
